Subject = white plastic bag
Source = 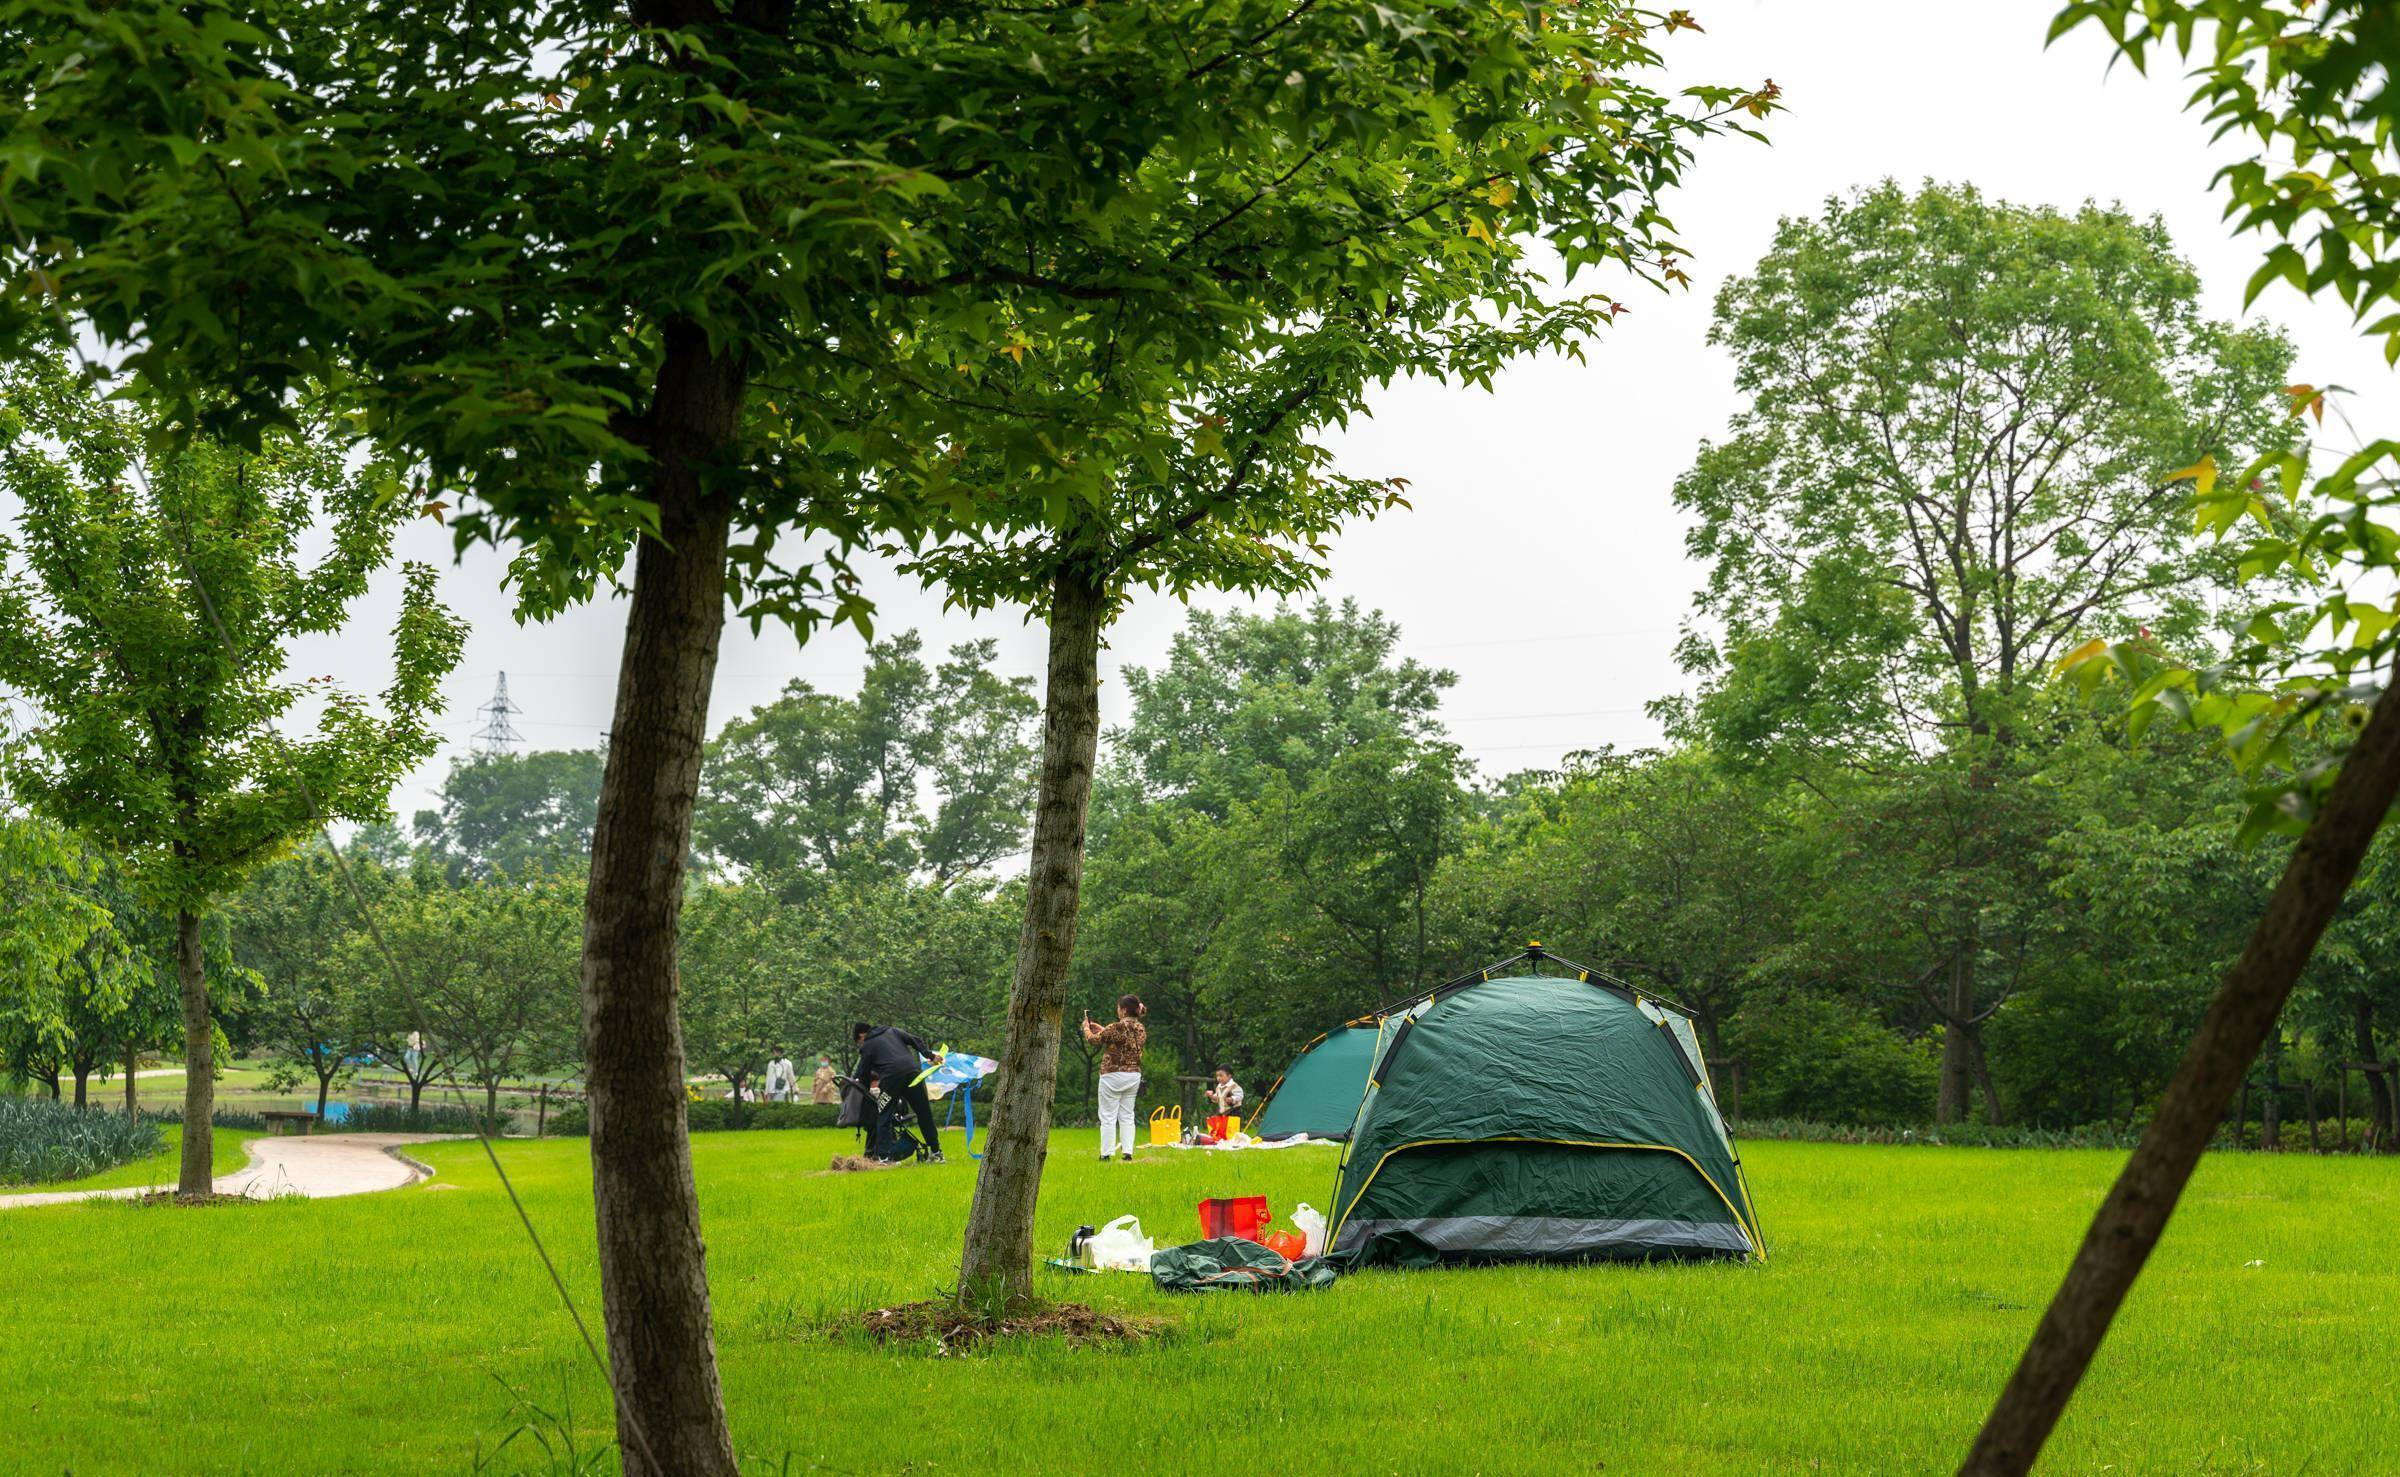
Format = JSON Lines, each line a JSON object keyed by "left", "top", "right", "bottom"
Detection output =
{"left": 1293, "top": 1203, "right": 1326, "bottom": 1258}
{"left": 1086, "top": 1214, "right": 1155, "bottom": 1272}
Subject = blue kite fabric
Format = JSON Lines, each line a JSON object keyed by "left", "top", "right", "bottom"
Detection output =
{"left": 922, "top": 1052, "right": 998, "bottom": 1091}
{"left": 927, "top": 1052, "right": 998, "bottom": 1153}
{"left": 1147, "top": 1237, "right": 1342, "bottom": 1293}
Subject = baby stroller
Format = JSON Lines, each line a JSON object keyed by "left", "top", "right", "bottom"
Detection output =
{"left": 837, "top": 1075, "right": 930, "bottom": 1164}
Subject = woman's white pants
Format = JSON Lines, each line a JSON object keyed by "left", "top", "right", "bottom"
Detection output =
{"left": 1097, "top": 1071, "right": 1142, "bottom": 1156}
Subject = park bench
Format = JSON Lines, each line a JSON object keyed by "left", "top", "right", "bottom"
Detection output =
{"left": 259, "top": 1109, "right": 319, "bottom": 1136}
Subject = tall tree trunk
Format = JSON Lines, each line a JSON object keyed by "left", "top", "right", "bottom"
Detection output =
{"left": 125, "top": 1040, "right": 139, "bottom": 1119}
{"left": 408, "top": 1074, "right": 425, "bottom": 1114}
{"left": 2261, "top": 1024, "right": 2283, "bottom": 1151}
{"left": 1938, "top": 952, "right": 1977, "bottom": 1124}
{"left": 1970, "top": 1028, "right": 2004, "bottom": 1126}
{"left": 1695, "top": 999, "right": 1738, "bottom": 1111}
{"left": 2352, "top": 994, "right": 2392, "bottom": 1143}
{"left": 956, "top": 567, "right": 1106, "bottom": 1304}
{"left": 1960, "top": 679, "right": 2400, "bottom": 1477}
{"left": 1695, "top": 997, "right": 1726, "bottom": 1066}
{"left": 73, "top": 1065, "right": 89, "bottom": 1108}
{"left": 1412, "top": 872, "right": 1428, "bottom": 993}
{"left": 581, "top": 318, "right": 745, "bottom": 1477}
{"left": 317, "top": 1071, "right": 334, "bottom": 1117}
{"left": 176, "top": 908, "right": 213, "bottom": 1196}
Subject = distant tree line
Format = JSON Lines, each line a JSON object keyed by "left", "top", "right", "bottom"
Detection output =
{"left": 13, "top": 187, "right": 2399, "bottom": 1150}
{"left": 22, "top": 587, "right": 2389, "bottom": 1147}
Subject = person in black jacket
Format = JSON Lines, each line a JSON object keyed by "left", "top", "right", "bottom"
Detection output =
{"left": 851, "top": 1022, "right": 945, "bottom": 1163}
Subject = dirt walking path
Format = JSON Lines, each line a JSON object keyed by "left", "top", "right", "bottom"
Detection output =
{"left": 0, "top": 1132, "right": 463, "bottom": 1209}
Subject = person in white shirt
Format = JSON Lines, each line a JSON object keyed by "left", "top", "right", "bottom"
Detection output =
{"left": 764, "top": 1050, "right": 797, "bottom": 1103}
{"left": 1208, "top": 1066, "right": 1244, "bottom": 1114}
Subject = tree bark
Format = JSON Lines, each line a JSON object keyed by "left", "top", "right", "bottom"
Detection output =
{"left": 1695, "top": 997, "right": 1726, "bottom": 1068}
{"left": 176, "top": 908, "right": 213, "bottom": 1196}
{"left": 581, "top": 318, "right": 746, "bottom": 1477}
{"left": 1970, "top": 1028, "right": 2004, "bottom": 1127}
{"left": 1938, "top": 952, "right": 1977, "bottom": 1124}
{"left": 125, "top": 1040, "right": 138, "bottom": 1119}
{"left": 2351, "top": 994, "right": 2392, "bottom": 1142}
{"left": 956, "top": 567, "right": 1107, "bottom": 1304}
{"left": 317, "top": 1071, "right": 334, "bottom": 1118}
{"left": 1960, "top": 678, "right": 2400, "bottom": 1476}
{"left": 2261, "top": 1025, "right": 2283, "bottom": 1151}
{"left": 72, "top": 1066, "right": 89, "bottom": 1108}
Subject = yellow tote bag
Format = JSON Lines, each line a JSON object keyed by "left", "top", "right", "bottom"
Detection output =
{"left": 1148, "top": 1105, "right": 1182, "bottom": 1144}
{"left": 1223, "top": 1115, "right": 1242, "bottom": 1138}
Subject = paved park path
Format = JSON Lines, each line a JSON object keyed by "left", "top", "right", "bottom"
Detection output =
{"left": 0, "top": 1132, "right": 463, "bottom": 1210}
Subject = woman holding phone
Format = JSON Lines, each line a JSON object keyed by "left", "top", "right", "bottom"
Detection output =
{"left": 1081, "top": 994, "right": 1147, "bottom": 1162}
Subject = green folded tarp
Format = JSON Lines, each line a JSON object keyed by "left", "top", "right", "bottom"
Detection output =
{"left": 1148, "top": 1237, "right": 1341, "bottom": 1293}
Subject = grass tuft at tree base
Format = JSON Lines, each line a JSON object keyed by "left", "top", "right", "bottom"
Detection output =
{"left": 122, "top": 1190, "right": 267, "bottom": 1208}
{"left": 855, "top": 1297, "right": 1164, "bottom": 1354}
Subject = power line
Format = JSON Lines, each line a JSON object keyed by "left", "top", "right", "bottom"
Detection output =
{"left": 1417, "top": 625, "right": 1677, "bottom": 651}
{"left": 1460, "top": 740, "right": 1640, "bottom": 754}
{"left": 1444, "top": 705, "right": 1649, "bottom": 723}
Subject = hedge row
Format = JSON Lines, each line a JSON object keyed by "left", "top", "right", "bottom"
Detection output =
{"left": 1732, "top": 1117, "right": 2389, "bottom": 1151}
{"left": 542, "top": 1100, "right": 845, "bottom": 1137}
{"left": 149, "top": 1104, "right": 503, "bottom": 1136}
{"left": 543, "top": 1099, "right": 1086, "bottom": 1137}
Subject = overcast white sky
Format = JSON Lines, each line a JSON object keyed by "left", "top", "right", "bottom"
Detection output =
{"left": 265, "top": 0, "right": 2392, "bottom": 824}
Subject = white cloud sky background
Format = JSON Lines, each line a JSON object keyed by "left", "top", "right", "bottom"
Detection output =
{"left": 255, "top": 0, "right": 2397, "bottom": 825}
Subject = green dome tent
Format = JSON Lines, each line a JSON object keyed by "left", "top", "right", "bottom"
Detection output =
{"left": 1327, "top": 948, "right": 1763, "bottom": 1265}
{"left": 1250, "top": 1021, "right": 1383, "bottom": 1141}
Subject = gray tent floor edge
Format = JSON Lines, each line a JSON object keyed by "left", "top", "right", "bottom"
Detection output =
{"left": 1335, "top": 1214, "right": 1754, "bottom": 1260}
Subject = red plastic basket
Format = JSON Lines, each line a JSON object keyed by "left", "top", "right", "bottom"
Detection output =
{"left": 1197, "top": 1195, "right": 1271, "bottom": 1243}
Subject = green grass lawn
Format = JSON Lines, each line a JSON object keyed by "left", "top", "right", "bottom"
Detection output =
{"left": 0, "top": 1130, "right": 2389, "bottom": 1473}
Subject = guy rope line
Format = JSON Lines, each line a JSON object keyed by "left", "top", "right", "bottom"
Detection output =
{"left": 1, "top": 196, "right": 659, "bottom": 1476}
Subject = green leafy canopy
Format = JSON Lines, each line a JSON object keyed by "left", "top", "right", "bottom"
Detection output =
{"left": 0, "top": 1, "right": 1775, "bottom": 632}
{"left": 2047, "top": 2, "right": 2400, "bottom": 842}
{"left": 0, "top": 340, "right": 466, "bottom": 911}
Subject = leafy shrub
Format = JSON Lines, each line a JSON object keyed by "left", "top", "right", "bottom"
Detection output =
{"left": 740, "top": 1101, "right": 843, "bottom": 1131}
{"left": 149, "top": 1107, "right": 268, "bottom": 1133}
{"left": 0, "top": 1098, "right": 164, "bottom": 1186}
{"left": 546, "top": 1103, "right": 589, "bottom": 1136}
{"left": 1729, "top": 992, "right": 1940, "bottom": 1126}
{"left": 684, "top": 1099, "right": 735, "bottom": 1133}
